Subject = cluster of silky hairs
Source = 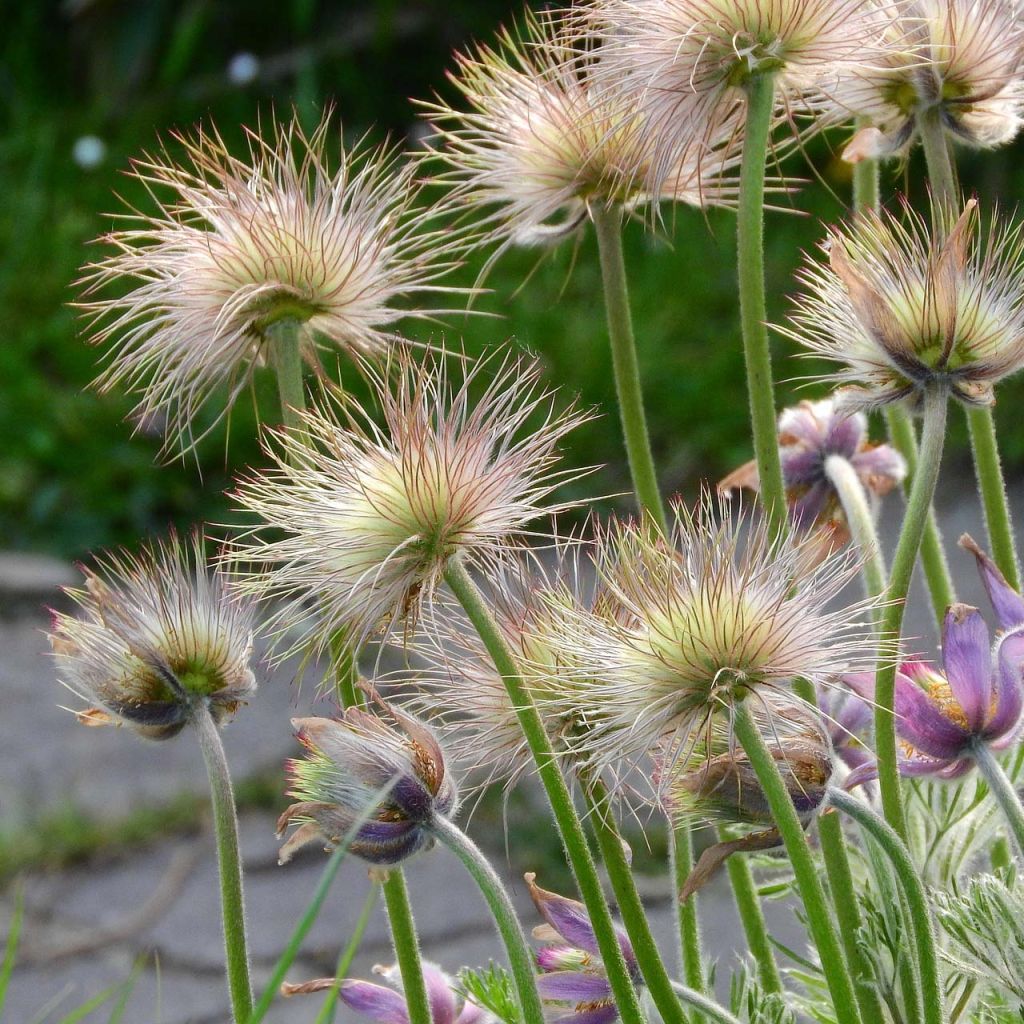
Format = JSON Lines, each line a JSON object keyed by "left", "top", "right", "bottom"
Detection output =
{"left": 47, "top": 0, "right": 1024, "bottom": 1021}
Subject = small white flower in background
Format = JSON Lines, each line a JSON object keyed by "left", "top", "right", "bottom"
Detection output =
{"left": 49, "top": 533, "right": 257, "bottom": 741}
{"left": 78, "top": 113, "right": 467, "bottom": 450}
{"left": 227, "top": 349, "right": 591, "bottom": 656}
{"left": 227, "top": 52, "right": 261, "bottom": 86}
{"left": 72, "top": 135, "right": 106, "bottom": 170}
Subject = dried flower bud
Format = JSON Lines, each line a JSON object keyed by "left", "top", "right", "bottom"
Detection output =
{"left": 277, "top": 697, "right": 457, "bottom": 866}
{"left": 785, "top": 198, "right": 1024, "bottom": 409}
{"left": 49, "top": 534, "right": 256, "bottom": 741}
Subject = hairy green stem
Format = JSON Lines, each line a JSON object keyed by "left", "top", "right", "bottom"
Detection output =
{"left": 667, "top": 982, "right": 744, "bottom": 1024}
{"left": 591, "top": 205, "right": 667, "bottom": 533}
{"left": 316, "top": 884, "right": 380, "bottom": 1024}
{"left": 737, "top": 73, "right": 787, "bottom": 541}
{"left": 430, "top": 816, "right": 545, "bottom": 1024}
{"left": 876, "top": 388, "right": 949, "bottom": 838}
{"left": 670, "top": 825, "right": 705, "bottom": 995}
{"left": 884, "top": 406, "right": 955, "bottom": 622}
{"left": 917, "top": 107, "right": 959, "bottom": 205}
{"left": 329, "top": 629, "right": 361, "bottom": 710}
{"left": 723, "top": 851, "right": 782, "bottom": 994}
{"left": 972, "top": 741, "right": 1024, "bottom": 861}
{"left": 966, "top": 405, "right": 1021, "bottom": 590}
{"left": 732, "top": 703, "right": 862, "bottom": 1024}
{"left": 444, "top": 557, "right": 646, "bottom": 1024}
{"left": 828, "top": 789, "right": 946, "bottom": 1024}
{"left": 851, "top": 125, "right": 880, "bottom": 212}
{"left": 381, "top": 872, "right": 432, "bottom": 1024}
{"left": 268, "top": 319, "right": 307, "bottom": 437}
{"left": 583, "top": 779, "right": 687, "bottom": 1024}
{"left": 818, "top": 812, "right": 889, "bottom": 1023}
{"left": 194, "top": 704, "right": 253, "bottom": 1024}
{"left": 824, "top": 455, "right": 887, "bottom": 598}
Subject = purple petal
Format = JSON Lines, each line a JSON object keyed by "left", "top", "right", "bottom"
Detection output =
{"left": 936, "top": 759, "right": 975, "bottom": 780}
{"left": 789, "top": 481, "right": 832, "bottom": 528}
{"left": 339, "top": 980, "right": 411, "bottom": 1024}
{"left": 987, "top": 627, "right": 1024, "bottom": 740}
{"left": 895, "top": 757, "right": 961, "bottom": 778}
{"left": 781, "top": 448, "right": 825, "bottom": 486}
{"left": 778, "top": 403, "right": 827, "bottom": 446}
{"left": 552, "top": 1006, "right": 620, "bottom": 1024}
{"left": 842, "top": 673, "right": 877, "bottom": 701}
{"left": 942, "top": 604, "right": 992, "bottom": 732}
{"left": 537, "top": 972, "right": 614, "bottom": 1003}
{"left": 455, "top": 1003, "right": 489, "bottom": 1024}
{"left": 892, "top": 671, "right": 972, "bottom": 760}
{"left": 850, "top": 443, "right": 906, "bottom": 495}
{"left": 842, "top": 760, "right": 879, "bottom": 790}
{"left": 421, "top": 964, "right": 458, "bottom": 1024}
{"left": 824, "top": 411, "right": 865, "bottom": 457}
{"left": 527, "top": 876, "right": 601, "bottom": 957}
{"left": 961, "top": 534, "right": 1024, "bottom": 630}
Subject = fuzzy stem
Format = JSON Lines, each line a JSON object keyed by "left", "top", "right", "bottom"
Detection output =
{"left": 591, "top": 204, "right": 667, "bottom": 533}
{"left": 732, "top": 702, "right": 862, "bottom": 1024}
{"left": 737, "top": 72, "right": 787, "bottom": 541}
{"left": 884, "top": 406, "right": 955, "bottom": 622}
{"left": 670, "top": 825, "right": 705, "bottom": 995}
{"left": 851, "top": 127, "right": 880, "bottom": 212}
{"left": 583, "top": 778, "right": 688, "bottom": 1024}
{"left": 429, "top": 816, "right": 545, "bottom": 1024}
{"left": 667, "top": 982, "right": 744, "bottom": 1024}
{"left": 268, "top": 319, "right": 307, "bottom": 437}
{"left": 824, "top": 455, "right": 888, "bottom": 597}
{"left": 875, "top": 388, "right": 949, "bottom": 839}
{"left": 444, "top": 557, "right": 646, "bottom": 1024}
{"left": 381, "top": 872, "right": 432, "bottom": 1024}
{"left": 966, "top": 405, "right": 1022, "bottom": 590}
{"left": 828, "top": 789, "right": 946, "bottom": 1024}
{"left": 723, "top": 852, "right": 783, "bottom": 994}
{"left": 329, "top": 629, "right": 361, "bottom": 710}
{"left": 194, "top": 704, "right": 253, "bottom": 1024}
{"left": 972, "top": 741, "right": 1024, "bottom": 861}
{"left": 917, "top": 107, "right": 959, "bottom": 205}
{"left": 818, "top": 812, "right": 889, "bottom": 1023}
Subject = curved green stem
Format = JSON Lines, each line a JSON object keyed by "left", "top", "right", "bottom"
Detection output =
{"left": 972, "top": 741, "right": 1024, "bottom": 861}
{"left": 824, "top": 455, "right": 887, "bottom": 598}
{"left": 381, "top": 872, "right": 432, "bottom": 1024}
{"left": 875, "top": 388, "right": 949, "bottom": 840}
{"left": 194, "top": 704, "right": 253, "bottom": 1024}
{"left": 591, "top": 205, "right": 667, "bottom": 533}
{"left": 669, "top": 825, "right": 705, "bottom": 995}
{"left": 917, "top": 107, "right": 959, "bottom": 205}
{"left": 329, "top": 628, "right": 361, "bottom": 710}
{"left": 443, "top": 557, "right": 646, "bottom": 1024}
{"left": 818, "top": 812, "right": 889, "bottom": 1024}
{"left": 828, "top": 789, "right": 946, "bottom": 1024}
{"left": 737, "top": 72, "right": 787, "bottom": 541}
{"left": 667, "top": 982, "right": 744, "bottom": 1024}
{"left": 851, "top": 125, "right": 880, "bottom": 213}
{"left": 723, "top": 850, "right": 782, "bottom": 994}
{"left": 583, "top": 778, "right": 688, "bottom": 1024}
{"left": 732, "top": 703, "right": 862, "bottom": 1024}
{"left": 268, "top": 318, "right": 307, "bottom": 437}
{"left": 430, "top": 816, "right": 544, "bottom": 1024}
{"left": 966, "top": 405, "right": 1021, "bottom": 591}
{"left": 884, "top": 406, "right": 955, "bottom": 623}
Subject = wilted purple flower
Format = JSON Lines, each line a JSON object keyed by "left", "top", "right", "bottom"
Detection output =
{"left": 527, "top": 872, "right": 641, "bottom": 1024}
{"left": 844, "top": 603, "right": 1024, "bottom": 785}
{"left": 720, "top": 397, "right": 906, "bottom": 538}
{"left": 276, "top": 697, "right": 458, "bottom": 865}
{"left": 282, "top": 962, "right": 491, "bottom": 1024}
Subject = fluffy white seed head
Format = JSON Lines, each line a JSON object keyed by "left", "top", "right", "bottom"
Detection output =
{"left": 50, "top": 533, "right": 257, "bottom": 740}
{"left": 227, "top": 350, "right": 591, "bottom": 658}
{"left": 78, "top": 114, "right": 465, "bottom": 449}
{"left": 783, "top": 197, "right": 1024, "bottom": 409}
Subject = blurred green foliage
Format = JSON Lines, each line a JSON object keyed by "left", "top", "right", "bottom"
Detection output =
{"left": 2, "top": 0, "right": 1023, "bottom": 560}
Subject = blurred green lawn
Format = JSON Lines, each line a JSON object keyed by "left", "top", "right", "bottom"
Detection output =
{"left": 3, "top": 0, "right": 1023, "bottom": 560}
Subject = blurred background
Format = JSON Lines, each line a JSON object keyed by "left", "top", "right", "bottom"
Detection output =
{"left": 5, "top": 0, "right": 1023, "bottom": 563}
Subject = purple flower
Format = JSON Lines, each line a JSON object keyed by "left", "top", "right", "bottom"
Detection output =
{"left": 843, "top": 602, "right": 1024, "bottom": 785}
{"left": 816, "top": 686, "right": 874, "bottom": 776}
{"left": 282, "top": 961, "right": 491, "bottom": 1024}
{"left": 720, "top": 398, "right": 906, "bottom": 538}
{"left": 526, "top": 873, "right": 640, "bottom": 1024}
{"left": 961, "top": 533, "right": 1024, "bottom": 632}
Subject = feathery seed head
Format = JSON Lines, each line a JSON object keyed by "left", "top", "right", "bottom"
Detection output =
{"left": 841, "top": 0, "right": 1024, "bottom": 160}
{"left": 785, "top": 197, "right": 1024, "bottom": 409}
{"left": 277, "top": 696, "right": 457, "bottom": 865}
{"left": 49, "top": 533, "right": 257, "bottom": 741}
{"left": 78, "top": 113, "right": 464, "bottom": 449}
{"left": 425, "top": 10, "right": 742, "bottom": 253}
{"left": 228, "top": 349, "right": 590, "bottom": 655}
{"left": 563, "top": 494, "right": 878, "bottom": 774}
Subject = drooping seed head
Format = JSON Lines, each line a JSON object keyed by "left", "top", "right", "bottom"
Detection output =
{"left": 228, "top": 349, "right": 590, "bottom": 656}
{"left": 78, "top": 113, "right": 465, "bottom": 449}
{"left": 277, "top": 696, "right": 457, "bottom": 866}
{"left": 49, "top": 533, "right": 257, "bottom": 740}
{"left": 784, "top": 197, "right": 1024, "bottom": 409}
